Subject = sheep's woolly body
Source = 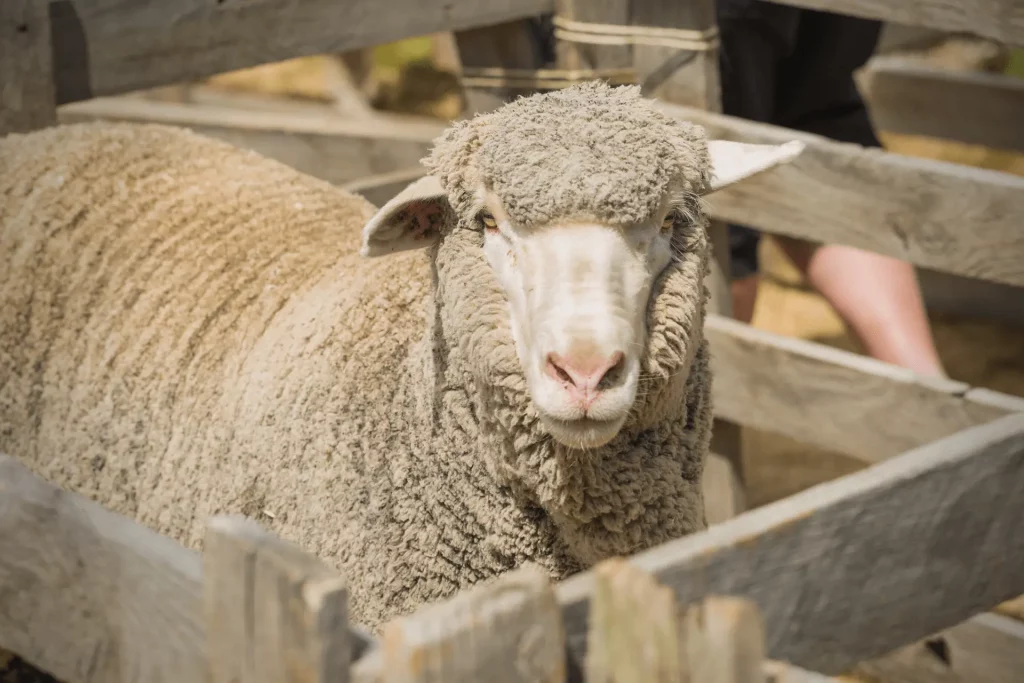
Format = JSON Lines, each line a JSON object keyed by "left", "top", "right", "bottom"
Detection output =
{"left": 0, "top": 84, "right": 713, "bottom": 640}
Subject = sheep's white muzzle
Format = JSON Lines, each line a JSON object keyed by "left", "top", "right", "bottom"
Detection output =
{"left": 484, "top": 220, "right": 669, "bottom": 450}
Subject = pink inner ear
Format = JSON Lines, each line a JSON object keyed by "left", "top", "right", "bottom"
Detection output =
{"left": 402, "top": 201, "right": 441, "bottom": 240}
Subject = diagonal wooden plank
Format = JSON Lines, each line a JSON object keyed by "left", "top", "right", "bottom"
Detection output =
{"left": 859, "top": 55, "right": 1024, "bottom": 153}
{"left": 858, "top": 612, "right": 1024, "bottom": 683}
{"left": 0, "top": 455, "right": 206, "bottom": 683}
{"left": 0, "top": 455, "right": 376, "bottom": 683}
{"left": 554, "top": 413, "right": 1024, "bottom": 675}
{"left": 58, "top": 96, "right": 444, "bottom": 186}
{"left": 705, "top": 314, "right": 1024, "bottom": 463}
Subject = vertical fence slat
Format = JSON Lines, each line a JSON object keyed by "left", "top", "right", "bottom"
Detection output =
{"left": 204, "top": 515, "right": 350, "bottom": 683}
{"left": 0, "top": 0, "right": 56, "bottom": 135}
{"left": 686, "top": 596, "right": 767, "bottom": 683}
{"left": 380, "top": 564, "right": 565, "bottom": 683}
{"left": 586, "top": 557, "right": 684, "bottom": 682}
{"left": 553, "top": 0, "right": 633, "bottom": 73}
{"left": 454, "top": 19, "right": 546, "bottom": 114}
{"left": 586, "top": 557, "right": 768, "bottom": 683}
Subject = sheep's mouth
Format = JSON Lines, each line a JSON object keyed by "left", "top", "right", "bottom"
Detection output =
{"left": 539, "top": 414, "right": 627, "bottom": 450}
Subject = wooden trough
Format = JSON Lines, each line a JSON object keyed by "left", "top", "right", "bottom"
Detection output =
{"left": 2, "top": 0, "right": 1023, "bottom": 681}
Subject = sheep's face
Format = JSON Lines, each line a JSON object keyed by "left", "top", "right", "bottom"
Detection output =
{"left": 361, "top": 83, "right": 804, "bottom": 451}
{"left": 469, "top": 189, "right": 693, "bottom": 449}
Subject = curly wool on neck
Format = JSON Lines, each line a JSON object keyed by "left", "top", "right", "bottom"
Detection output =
{"left": 0, "top": 85, "right": 715, "bottom": 636}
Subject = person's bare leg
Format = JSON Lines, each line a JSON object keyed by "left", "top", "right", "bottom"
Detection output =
{"left": 776, "top": 237, "right": 946, "bottom": 377}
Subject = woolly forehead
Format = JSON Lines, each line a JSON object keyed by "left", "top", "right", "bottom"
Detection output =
{"left": 427, "top": 89, "right": 710, "bottom": 228}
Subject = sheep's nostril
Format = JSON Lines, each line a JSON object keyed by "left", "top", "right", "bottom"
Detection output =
{"left": 546, "top": 355, "right": 575, "bottom": 385}
{"left": 597, "top": 352, "right": 625, "bottom": 390}
{"left": 546, "top": 351, "right": 625, "bottom": 392}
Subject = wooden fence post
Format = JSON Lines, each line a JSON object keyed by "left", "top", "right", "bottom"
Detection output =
{"left": 0, "top": 0, "right": 57, "bottom": 135}
{"left": 204, "top": 515, "right": 351, "bottom": 683}
{"left": 454, "top": 19, "right": 548, "bottom": 114}
{"left": 553, "top": 0, "right": 632, "bottom": 74}
{"left": 687, "top": 596, "right": 767, "bottom": 683}
{"left": 380, "top": 564, "right": 565, "bottom": 682}
{"left": 586, "top": 557, "right": 767, "bottom": 682}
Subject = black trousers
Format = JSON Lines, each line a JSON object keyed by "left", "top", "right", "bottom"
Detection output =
{"left": 717, "top": 0, "right": 883, "bottom": 279}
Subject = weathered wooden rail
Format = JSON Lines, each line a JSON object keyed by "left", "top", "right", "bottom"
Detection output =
{"left": 2, "top": 0, "right": 1024, "bottom": 681}
{"left": 0, "top": 453, "right": 789, "bottom": 683}
{"left": 3, "top": 413, "right": 1023, "bottom": 681}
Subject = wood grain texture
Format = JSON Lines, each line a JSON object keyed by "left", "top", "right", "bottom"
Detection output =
{"left": 860, "top": 55, "right": 1024, "bottom": 153}
{"left": 0, "top": 0, "right": 56, "bottom": 134}
{"left": 554, "top": 0, "right": 633, "bottom": 73}
{"left": 58, "top": 96, "right": 444, "bottom": 186}
{"left": 0, "top": 455, "right": 205, "bottom": 683}
{"left": 0, "top": 458, "right": 377, "bottom": 683}
{"left": 585, "top": 557, "right": 686, "bottom": 682}
{"left": 767, "top": 0, "right": 1024, "bottom": 48}
{"left": 688, "top": 597, "right": 767, "bottom": 683}
{"left": 204, "top": 515, "right": 351, "bottom": 683}
{"left": 630, "top": 0, "right": 722, "bottom": 110}
{"left": 554, "top": 413, "right": 1024, "bottom": 674}
{"left": 380, "top": 564, "right": 565, "bottom": 682}
{"left": 587, "top": 558, "right": 768, "bottom": 683}
{"left": 935, "top": 613, "right": 1024, "bottom": 683}
{"left": 659, "top": 102, "right": 1024, "bottom": 288}
{"left": 857, "top": 612, "right": 1024, "bottom": 683}
{"left": 705, "top": 314, "right": 1024, "bottom": 464}
{"left": 455, "top": 18, "right": 548, "bottom": 114}
{"left": 47, "top": 0, "right": 554, "bottom": 103}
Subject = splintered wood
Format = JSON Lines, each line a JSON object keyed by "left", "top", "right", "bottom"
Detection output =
{"left": 380, "top": 564, "right": 565, "bottom": 683}
{"left": 587, "top": 557, "right": 766, "bottom": 683}
{"left": 204, "top": 515, "right": 351, "bottom": 683}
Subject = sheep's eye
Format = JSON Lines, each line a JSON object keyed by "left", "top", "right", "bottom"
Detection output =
{"left": 661, "top": 212, "right": 676, "bottom": 233}
{"left": 479, "top": 211, "right": 499, "bottom": 233}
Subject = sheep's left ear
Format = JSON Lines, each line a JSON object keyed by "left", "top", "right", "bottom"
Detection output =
{"left": 360, "top": 174, "right": 450, "bottom": 257}
{"left": 704, "top": 140, "right": 806, "bottom": 194}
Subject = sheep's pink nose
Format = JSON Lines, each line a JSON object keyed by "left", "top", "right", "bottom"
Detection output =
{"left": 545, "top": 350, "right": 625, "bottom": 407}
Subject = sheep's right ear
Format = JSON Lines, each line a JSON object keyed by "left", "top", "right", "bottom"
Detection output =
{"left": 704, "top": 139, "right": 805, "bottom": 193}
{"left": 360, "top": 174, "right": 450, "bottom": 257}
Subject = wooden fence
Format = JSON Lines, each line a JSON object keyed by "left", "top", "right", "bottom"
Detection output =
{"left": 2, "top": 0, "right": 1024, "bottom": 681}
{"left": 3, "top": 412, "right": 1024, "bottom": 682}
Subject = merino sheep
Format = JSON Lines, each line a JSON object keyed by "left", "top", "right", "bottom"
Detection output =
{"left": 0, "top": 82, "right": 802, "bottom": 632}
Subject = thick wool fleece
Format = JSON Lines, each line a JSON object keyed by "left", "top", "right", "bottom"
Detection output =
{"left": 1, "top": 84, "right": 712, "bottom": 645}
{"left": 427, "top": 81, "right": 713, "bottom": 228}
{"left": 419, "top": 82, "right": 713, "bottom": 567}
